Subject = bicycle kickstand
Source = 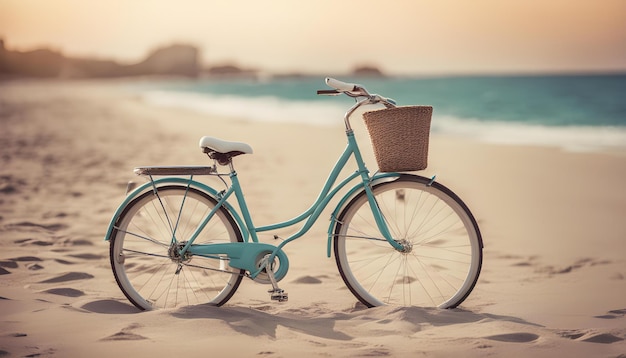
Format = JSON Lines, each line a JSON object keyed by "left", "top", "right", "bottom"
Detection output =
{"left": 262, "top": 257, "right": 288, "bottom": 302}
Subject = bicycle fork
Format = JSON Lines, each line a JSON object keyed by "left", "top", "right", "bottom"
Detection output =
{"left": 360, "top": 176, "right": 406, "bottom": 252}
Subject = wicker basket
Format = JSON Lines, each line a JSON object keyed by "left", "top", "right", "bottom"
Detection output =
{"left": 363, "top": 106, "right": 433, "bottom": 172}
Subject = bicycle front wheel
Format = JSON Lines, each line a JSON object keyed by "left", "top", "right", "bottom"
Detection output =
{"left": 333, "top": 175, "right": 482, "bottom": 309}
{"left": 110, "top": 185, "right": 244, "bottom": 310}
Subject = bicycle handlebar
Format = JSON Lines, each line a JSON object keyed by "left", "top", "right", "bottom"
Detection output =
{"left": 317, "top": 77, "right": 397, "bottom": 131}
{"left": 319, "top": 77, "right": 370, "bottom": 98}
{"left": 319, "top": 77, "right": 396, "bottom": 105}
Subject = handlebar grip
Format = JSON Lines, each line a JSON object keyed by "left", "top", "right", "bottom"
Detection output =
{"left": 326, "top": 77, "right": 358, "bottom": 92}
{"left": 317, "top": 89, "right": 341, "bottom": 95}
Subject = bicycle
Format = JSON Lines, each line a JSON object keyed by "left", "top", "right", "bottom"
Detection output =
{"left": 105, "top": 77, "right": 483, "bottom": 311}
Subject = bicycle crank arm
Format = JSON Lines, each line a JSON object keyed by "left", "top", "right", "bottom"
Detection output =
{"left": 261, "top": 255, "right": 288, "bottom": 302}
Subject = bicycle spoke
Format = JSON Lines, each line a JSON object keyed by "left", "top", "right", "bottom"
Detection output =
{"left": 114, "top": 227, "right": 169, "bottom": 247}
{"left": 122, "top": 248, "right": 169, "bottom": 259}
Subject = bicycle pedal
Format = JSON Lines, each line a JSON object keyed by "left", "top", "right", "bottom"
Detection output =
{"left": 271, "top": 293, "right": 288, "bottom": 302}
{"left": 269, "top": 289, "right": 288, "bottom": 302}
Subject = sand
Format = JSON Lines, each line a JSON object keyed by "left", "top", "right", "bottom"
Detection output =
{"left": 1, "top": 79, "right": 625, "bottom": 357}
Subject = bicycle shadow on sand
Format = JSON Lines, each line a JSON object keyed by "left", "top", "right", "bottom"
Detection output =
{"left": 171, "top": 304, "right": 353, "bottom": 340}
{"left": 169, "top": 303, "right": 542, "bottom": 341}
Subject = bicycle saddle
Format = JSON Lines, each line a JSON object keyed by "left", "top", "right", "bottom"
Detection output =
{"left": 199, "top": 136, "right": 253, "bottom": 165}
{"left": 199, "top": 136, "right": 253, "bottom": 154}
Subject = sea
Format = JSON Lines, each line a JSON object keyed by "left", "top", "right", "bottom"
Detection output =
{"left": 132, "top": 74, "right": 626, "bottom": 153}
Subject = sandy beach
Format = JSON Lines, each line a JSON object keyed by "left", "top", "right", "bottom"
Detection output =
{"left": 1, "top": 79, "right": 625, "bottom": 357}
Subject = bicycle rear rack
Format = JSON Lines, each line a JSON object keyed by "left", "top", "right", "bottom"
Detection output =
{"left": 134, "top": 166, "right": 217, "bottom": 176}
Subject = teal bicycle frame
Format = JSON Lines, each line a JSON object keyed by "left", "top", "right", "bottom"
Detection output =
{"left": 104, "top": 102, "right": 404, "bottom": 286}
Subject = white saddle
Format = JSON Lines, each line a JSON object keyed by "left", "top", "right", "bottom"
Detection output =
{"left": 199, "top": 136, "right": 253, "bottom": 155}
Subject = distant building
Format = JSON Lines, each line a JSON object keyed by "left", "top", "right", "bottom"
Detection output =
{"left": 352, "top": 65, "right": 385, "bottom": 77}
{"left": 0, "top": 39, "right": 200, "bottom": 78}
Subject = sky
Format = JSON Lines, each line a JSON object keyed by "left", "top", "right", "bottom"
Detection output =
{"left": 1, "top": 0, "right": 625, "bottom": 75}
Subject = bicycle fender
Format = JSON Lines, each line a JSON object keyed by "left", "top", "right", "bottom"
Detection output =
{"left": 326, "top": 172, "right": 404, "bottom": 257}
{"left": 103, "top": 177, "right": 248, "bottom": 242}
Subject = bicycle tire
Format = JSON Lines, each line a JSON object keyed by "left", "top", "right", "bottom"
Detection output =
{"left": 333, "top": 175, "right": 482, "bottom": 308}
{"left": 110, "top": 185, "right": 244, "bottom": 310}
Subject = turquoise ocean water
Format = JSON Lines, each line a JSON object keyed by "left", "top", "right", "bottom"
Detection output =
{"left": 136, "top": 74, "right": 626, "bottom": 152}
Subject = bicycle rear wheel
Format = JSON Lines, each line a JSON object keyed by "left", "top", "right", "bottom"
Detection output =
{"left": 333, "top": 175, "right": 482, "bottom": 308}
{"left": 110, "top": 185, "right": 244, "bottom": 310}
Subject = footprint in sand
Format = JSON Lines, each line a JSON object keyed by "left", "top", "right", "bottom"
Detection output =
{"left": 69, "top": 253, "right": 105, "bottom": 260}
{"left": 291, "top": 275, "right": 323, "bottom": 284}
{"left": 5, "top": 221, "right": 68, "bottom": 232}
{"left": 9, "top": 256, "right": 42, "bottom": 262}
{"left": 100, "top": 323, "right": 146, "bottom": 341}
{"left": 484, "top": 332, "right": 539, "bottom": 343}
{"left": 13, "top": 238, "right": 54, "bottom": 247}
{"left": 12, "top": 239, "right": 31, "bottom": 244}
{"left": 42, "top": 211, "right": 67, "bottom": 218}
{"left": 580, "top": 333, "right": 624, "bottom": 344}
{"left": 30, "top": 240, "right": 54, "bottom": 246}
{"left": 26, "top": 263, "right": 44, "bottom": 270}
{"left": 54, "top": 259, "right": 76, "bottom": 265}
{"left": 594, "top": 308, "right": 626, "bottom": 319}
{"left": 43, "top": 288, "right": 85, "bottom": 297}
{"left": 538, "top": 257, "right": 612, "bottom": 276}
{"left": 557, "top": 308, "right": 626, "bottom": 344}
{"left": 81, "top": 300, "right": 139, "bottom": 314}
{"left": 68, "top": 239, "right": 94, "bottom": 246}
{"left": 4, "top": 257, "right": 44, "bottom": 272}
{"left": 38, "top": 272, "right": 94, "bottom": 283}
{"left": 557, "top": 328, "right": 624, "bottom": 344}
{"left": 0, "top": 261, "right": 18, "bottom": 269}
{"left": 0, "top": 174, "right": 27, "bottom": 194}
